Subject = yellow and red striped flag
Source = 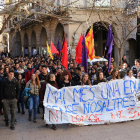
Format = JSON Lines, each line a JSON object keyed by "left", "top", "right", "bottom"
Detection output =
{"left": 85, "top": 27, "right": 95, "bottom": 60}
{"left": 46, "top": 41, "right": 53, "bottom": 60}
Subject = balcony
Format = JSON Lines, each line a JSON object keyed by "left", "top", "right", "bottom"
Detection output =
{"left": 20, "top": 14, "right": 36, "bottom": 28}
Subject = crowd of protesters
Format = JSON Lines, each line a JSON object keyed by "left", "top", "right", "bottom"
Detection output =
{"left": 0, "top": 54, "right": 139, "bottom": 130}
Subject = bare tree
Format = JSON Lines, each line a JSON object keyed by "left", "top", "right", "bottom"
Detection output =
{"left": 0, "top": 0, "right": 139, "bottom": 64}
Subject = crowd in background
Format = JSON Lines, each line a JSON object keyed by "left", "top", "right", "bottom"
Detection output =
{"left": 0, "top": 54, "right": 139, "bottom": 130}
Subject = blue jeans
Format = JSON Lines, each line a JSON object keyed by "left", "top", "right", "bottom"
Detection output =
{"left": 17, "top": 100, "right": 24, "bottom": 111}
{"left": 28, "top": 95, "right": 39, "bottom": 118}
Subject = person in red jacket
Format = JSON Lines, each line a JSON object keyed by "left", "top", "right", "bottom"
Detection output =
{"left": 25, "top": 63, "right": 36, "bottom": 83}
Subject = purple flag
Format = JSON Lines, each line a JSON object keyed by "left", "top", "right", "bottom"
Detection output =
{"left": 57, "top": 37, "right": 61, "bottom": 59}
{"left": 81, "top": 35, "right": 88, "bottom": 73}
{"left": 106, "top": 25, "right": 113, "bottom": 72}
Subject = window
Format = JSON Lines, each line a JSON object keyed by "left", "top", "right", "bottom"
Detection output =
{"left": 95, "top": 0, "right": 111, "bottom": 6}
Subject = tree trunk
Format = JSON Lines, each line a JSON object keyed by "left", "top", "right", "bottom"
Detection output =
{"left": 119, "top": 47, "right": 122, "bottom": 66}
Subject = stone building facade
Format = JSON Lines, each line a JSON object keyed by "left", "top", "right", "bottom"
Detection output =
{"left": 0, "top": 0, "right": 9, "bottom": 52}
{"left": 5, "top": 0, "right": 138, "bottom": 66}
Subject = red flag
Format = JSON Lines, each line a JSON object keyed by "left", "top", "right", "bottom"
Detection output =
{"left": 75, "top": 33, "right": 83, "bottom": 64}
{"left": 51, "top": 41, "right": 59, "bottom": 54}
{"left": 61, "top": 34, "right": 68, "bottom": 69}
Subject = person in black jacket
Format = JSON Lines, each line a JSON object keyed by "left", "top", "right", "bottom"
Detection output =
{"left": 17, "top": 73, "right": 25, "bottom": 114}
{"left": 56, "top": 67, "right": 62, "bottom": 88}
{"left": 60, "top": 70, "right": 75, "bottom": 88}
{"left": 93, "top": 72, "right": 106, "bottom": 85}
{"left": 81, "top": 73, "right": 91, "bottom": 86}
{"left": 1, "top": 68, "right": 19, "bottom": 130}
{"left": 40, "top": 73, "right": 58, "bottom": 130}
{"left": 39, "top": 65, "right": 48, "bottom": 84}
{"left": 0, "top": 68, "right": 4, "bottom": 115}
{"left": 38, "top": 65, "right": 48, "bottom": 114}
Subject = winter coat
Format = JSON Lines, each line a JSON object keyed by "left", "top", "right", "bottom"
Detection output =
{"left": 26, "top": 80, "right": 40, "bottom": 96}
{"left": 39, "top": 73, "right": 47, "bottom": 83}
{"left": 0, "top": 74, "right": 3, "bottom": 100}
{"left": 81, "top": 80, "right": 91, "bottom": 86}
{"left": 25, "top": 68, "right": 36, "bottom": 83}
{"left": 1, "top": 77, "right": 19, "bottom": 100}
{"left": 60, "top": 80, "right": 75, "bottom": 88}
{"left": 39, "top": 81, "right": 58, "bottom": 102}
{"left": 18, "top": 79, "right": 26, "bottom": 102}
{"left": 93, "top": 79, "right": 106, "bottom": 85}
{"left": 39, "top": 82, "right": 46, "bottom": 102}
{"left": 21, "top": 88, "right": 31, "bottom": 109}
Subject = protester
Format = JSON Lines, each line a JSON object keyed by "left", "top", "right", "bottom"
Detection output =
{"left": 1, "top": 68, "right": 19, "bottom": 130}
{"left": 60, "top": 70, "right": 75, "bottom": 88}
{"left": 39, "top": 65, "right": 48, "bottom": 84}
{"left": 4, "top": 66, "right": 9, "bottom": 77}
{"left": 73, "top": 67, "right": 81, "bottom": 85}
{"left": 70, "top": 66, "right": 76, "bottom": 81}
{"left": 125, "top": 69, "right": 135, "bottom": 80}
{"left": 35, "top": 69, "right": 41, "bottom": 76}
{"left": 0, "top": 68, "right": 4, "bottom": 115}
{"left": 56, "top": 67, "right": 63, "bottom": 88}
{"left": 26, "top": 73, "right": 40, "bottom": 123}
{"left": 94, "top": 72, "right": 106, "bottom": 85}
{"left": 38, "top": 65, "right": 48, "bottom": 114}
{"left": 122, "top": 55, "right": 128, "bottom": 64}
{"left": 131, "top": 59, "right": 140, "bottom": 78}
{"left": 25, "top": 63, "right": 36, "bottom": 83}
{"left": 21, "top": 61, "right": 27, "bottom": 71}
{"left": 0, "top": 51, "right": 140, "bottom": 128}
{"left": 89, "top": 67, "right": 97, "bottom": 85}
{"left": 110, "top": 68, "right": 120, "bottom": 81}
{"left": 17, "top": 67, "right": 25, "bottom": 79}
{"left": 111, "top": 57, "right": 117, "bottom": 68}
{"left": 81, "top": 73, "right": 91, "bottom": 86}
{"left": 17, "top": 73, "right": 25, "bottom": 114}
{"left": 14, "top": 63, "right": 19, "bottom": 77}
{"left": 46, "top": 74, "right": 58, "bottom": 130}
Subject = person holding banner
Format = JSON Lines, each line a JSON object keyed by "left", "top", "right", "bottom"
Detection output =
{"left": 47, "top": 73, "right": 58, "bottom": 130}
{"left": 39, "top": 73, "right": 58, "bottom": 130}
{"left": 17, "top": 73, "right": 25, "bottom": 114}
{"left": 81, "top": 73, "right": 91, "bottom": 86}
{"left": 89, "top": 67, "right": 97, "bottom": 85}
{"left": 60, "top": 70, "right": 75, "bottom": 88}
{"left": 111, "top": 68, "right": 120, "bottom": 81}
{"left": 93, "top": 72, "right": 106, "bottom": 85}
{"left": 124, "top": 69, "right": 135, "bottom": 80}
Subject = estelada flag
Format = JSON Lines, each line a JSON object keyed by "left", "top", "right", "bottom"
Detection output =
{"left": 75, "top": 33, "right": 83, "bottom": 64}
{"left": 46, "top": 41, "right": 53, "bottom": 60}
{"left": 61, "top": 34, "right": 68, "bottom": 69}
{"left": 85, "top": 27, "right": 95, "bottom": 60}
{"left": 51, "top": 41, "right": 59, "bottom": 54}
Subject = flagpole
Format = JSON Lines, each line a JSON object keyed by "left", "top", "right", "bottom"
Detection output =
{"left": 102, "top": 46, "right": 106, "bottom": 67}
{"left": 61, "top": 32, "right": 66, "bottom": 60}
{"left": 58, "top": 34, "right": 60, "bottom": 61}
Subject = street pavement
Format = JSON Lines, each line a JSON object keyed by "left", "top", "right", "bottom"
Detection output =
{"left": 0, "top": 109, "right": 140, "bottom": 140}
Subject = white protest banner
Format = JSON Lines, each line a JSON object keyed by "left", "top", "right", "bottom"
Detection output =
{"left": 43, "top": 79, "right": 140, "bottom": 125}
